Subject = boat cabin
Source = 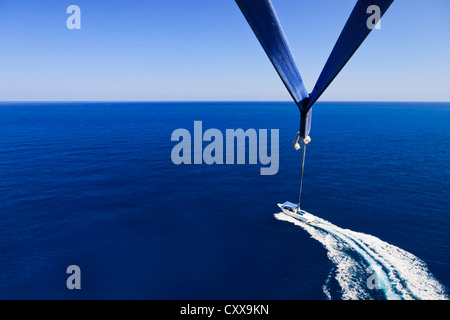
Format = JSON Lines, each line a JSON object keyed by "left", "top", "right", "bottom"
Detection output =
{"left": 280, "top": 201, "right": 299, "bottom": 213}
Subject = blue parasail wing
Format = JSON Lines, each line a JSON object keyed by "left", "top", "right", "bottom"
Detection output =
{"left": 235, "top": 0, "right": 394, "bottom": 139}
{"left": 235, "top": 0, "right": 310, "bottom": 112}
{"left": 306, "top": 0, "right": 394, "bottom": 111}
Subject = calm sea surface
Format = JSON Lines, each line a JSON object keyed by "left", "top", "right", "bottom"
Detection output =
{"left": 0, "top": 102, "right": 449, "bottom": 299}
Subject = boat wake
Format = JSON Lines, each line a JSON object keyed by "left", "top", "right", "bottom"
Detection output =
{"left": 274, "top": 212, "right": 448, "bottom": 300}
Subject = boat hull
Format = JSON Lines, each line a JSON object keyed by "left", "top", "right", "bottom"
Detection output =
{"left": 277, "top": 203, "right": 315, "bottom": 224}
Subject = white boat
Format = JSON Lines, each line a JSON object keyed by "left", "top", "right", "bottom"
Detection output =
{"left": 277, "top": 201, "right": 315, "bottom": 224}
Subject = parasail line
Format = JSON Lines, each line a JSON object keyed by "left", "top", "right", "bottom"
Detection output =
{"left": 298, "top": 143, "right": 307, "bottom": 209}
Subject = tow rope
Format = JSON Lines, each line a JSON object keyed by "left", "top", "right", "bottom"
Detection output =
{"left": 298, "top": 143, "right": 306, "bottom": 209}
{"left": 293, "top": 133, "right": 311, "bottom": 209}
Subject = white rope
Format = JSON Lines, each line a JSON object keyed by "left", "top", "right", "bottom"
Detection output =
{"left": 298, "top": 143, "right": 306, "bottom": 208}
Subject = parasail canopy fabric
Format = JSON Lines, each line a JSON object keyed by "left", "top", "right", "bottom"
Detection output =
{"left": 236, "top": 0, "right": 394, "bottom": 138}
{"left": 306, "top": 0, "right": 394, "bottom": 111}
{"left": 235, "top": 0, "right": 310, "bottom": 112}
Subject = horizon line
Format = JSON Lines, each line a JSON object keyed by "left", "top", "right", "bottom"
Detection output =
{"left": 0, "top": 100, "right": 449, "bottom": 103}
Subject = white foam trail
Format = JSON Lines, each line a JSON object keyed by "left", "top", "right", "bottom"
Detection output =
{"left": 274, "top": 212, "right": 448, "bottom": 300}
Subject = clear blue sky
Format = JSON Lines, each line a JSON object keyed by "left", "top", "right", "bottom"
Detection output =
{"left": 0, "top": 0, "right": 448, "bottom": 101}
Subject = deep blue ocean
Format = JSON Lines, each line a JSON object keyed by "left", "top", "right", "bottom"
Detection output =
{"left": 0, "top": 101, "right": 449, "bottom": 300}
